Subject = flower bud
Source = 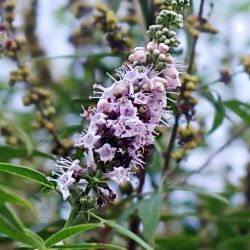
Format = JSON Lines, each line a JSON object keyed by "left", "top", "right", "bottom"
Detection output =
{"left": 153, "top": 49, "right": 160, "bottom": 56}
{"left": 159, "top": 43, "right": 169, "bottom": 53}
{"left": 146, "top": 41, "right": 157, "bottom": 51}
{"left": 158, "top": 53, "right": 168, "bottom": 62}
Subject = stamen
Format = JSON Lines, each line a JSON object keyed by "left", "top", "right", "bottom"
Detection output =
{"left": 93, "top": 83, "right": 106, "bottom": 91}
{"left": 165, "top": 91, "right": 179, "bottom": 95}
{"left": 167, "top": 97, "right": 177, "bottom": 103}
{"left": 89, "top": 96, "right": 101, "bottom": 100}
{"left": 51, "top": 171, "right": 61, "bottom": 177}
{"left": 106, "top": 72, "right": 117, "bottom": 82}
{"left": 160, "top": 119, "right": 170, "bottom": 127}
{"left": 93, "top": 91, "right": 103, "bottom": 95}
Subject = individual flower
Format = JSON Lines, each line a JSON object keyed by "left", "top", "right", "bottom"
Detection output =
{"left": 128, "top": 47, "right": 147, "bottom": 64}
{"left": 57, "top": 171, "right": 75, "bottom": 200}
{"left": 49, "top": 157, "right": 84, "bottom": 200}
{"left": 163, "top": 66, "right": 181, "bottom": 88}
{"left": 95, "top": 143, "right": 116, "bottom": 163}
{"left": 107, "top": 167, "right": 131, "bottom": 183}
{"left": 74, "top": 132, "right": 101, "bottom": 149}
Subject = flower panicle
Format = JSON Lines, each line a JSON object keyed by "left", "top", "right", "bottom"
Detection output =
{"left": 51, "top": 5, "right": 186, "bottom": 206}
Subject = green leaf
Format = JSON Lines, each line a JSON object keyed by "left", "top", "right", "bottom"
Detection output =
{"left": 156, "top": 236, "right": 200, "bottom": 250}
{"left": 23, "top": 229, "right": 46, "bottom": 249}
{"left": 59, "top": 124, "right": 82, "bottom": 138}
{"left": 89, "top": 212, "right": 154, "bottom": 250}
{"left": 0, "top": 203, "right": 25, "bottom": 231}
{"left": 0, "top": 214, "right": 26, "bottom": 244}
{"left": 0, "top": 185, "right": 33, "bottom": 209}
{"left": 167, "top": 185, "right": 229, "bottom": 204}
{"left": 216, "top": 235, "right": 250, "bottom": 250}
{"left": 0, "top": 205, "right": 45, "bottom": 249}
{"left": 105, "top": 221, "right": 154, "bottom": 250}
{"left": 139, "top": 0, "right": 151, "bottom": 27}
{"left": 224, "top": 100, "right": 250, "bottom": 126}
{"left": 52, "top": 243, "right": 126, "bottom": 250}
{"left": 117, "top": 202, "right": 139, "bottom": 224}
{"left": 201, "top": 89, "right": 225, "bottom": 134}
{"left": 219, "top": 210, "right": 250, "bottom": 229}
{"left": 148, "top": 141, "right": 164, "bottom": 173}
{"left": 0, "top": 145, "right": 54, "bottom": 161}
{"left": 45, "top": 223, "right": 103, "bottom": 247}
{"left": 208, "top": 101, "right": 225, "bottom": 134}
{"left": 138, "top": 193, "right": 163, "bottom": 243}
{"left": 0, "top": 162, "right": 54, "bottom": 188}
{"left": 160, "top": 212, "right": 197, "bottom": 221}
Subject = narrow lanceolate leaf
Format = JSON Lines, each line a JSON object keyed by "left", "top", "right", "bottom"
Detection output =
{"left": 138, "top": 193, "right": 163, "bottom": 243}
{"left": 105, "top": 221, "right": 154, "bottom": 250}
{"left": 216, "top": 235, "right": 250, "bottom": 249}
{"left": 0, "top": 185, "right": 33, "bottom": 209}
{"left": 167, "top": 185, "right": 229, "bottom": 204}
{"left": 0, "top": 203, "right": 25, "bottom": 231}
{"left": 0, "top": 205, "right": 45, "bottom": 249}
{"left": 0, "top": 163, "right": 54, "bottom": 188}
{"left": 156, "top": 236, "right": 200, "bottom": 249}
{"left": 0, "top": 214, "right": 26, "bottom": 244}
{"left": 89, "top": 212, "right": 154, "bottom": 250}
{"left": 52, "top": 243, "right": 126, "bottom": 250}
{"left": 0, "top": 145, "right": 54, "bottom": 161}
{"left": 208, "top": 102, "right": 225, "bottom": 134}
{"left": 45, "top": 223, "right": 103, "bottom": 247}
{"left": 224, "top": 100, "right": 250, "bottom": 127}
{"left": 23, "top": 229, "right": 46, "bottom": 249}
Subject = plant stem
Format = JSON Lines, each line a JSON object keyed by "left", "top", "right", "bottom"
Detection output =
{"left": 162, "top": 112, "right": 180, "bottom": 173}
{"left": 180, "top": 125, "right": 249, "bottom": 183}
{"left": 196, "top": 69, "right": 245, "bottom": 91}
{"left": 127, "top": 168, "right": 146, "bottom": 250}
{"left": 63, "top": 205, "right": 79, "bottom": 229}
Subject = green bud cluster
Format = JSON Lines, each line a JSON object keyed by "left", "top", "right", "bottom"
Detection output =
{"left": 165, "top": 0, "right": 190, "bottom": 10}
{"left": 147, "top": 24, "right": 180, "bottom": 47}
{"left": 147, "top": 0, "right": 189, "bottom": 47}
{"left": 156, "top": 10, "right": 183, "bottom": 28}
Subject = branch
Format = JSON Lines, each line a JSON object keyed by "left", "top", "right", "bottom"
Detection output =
{"left": 127, "top": 168, "right": 146, "bottom": 250}
{"left": 162, "top": 112, "right": 180, "bottom": 172}
{"left": 196, "top": 69, "right": 245, "bottom": 91}
{"left": 187, "top": 0, "right": 205, "bottom": 73}
{"left": 162, "top": 0, "right": 206, "bottom": 174}
{"left": 181, "top": 125, "right": 249, "bottom": 183}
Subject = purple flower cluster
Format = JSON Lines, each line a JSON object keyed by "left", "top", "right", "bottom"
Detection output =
{"left": 52, "top": 41, "right": 181, "bottom": 201}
